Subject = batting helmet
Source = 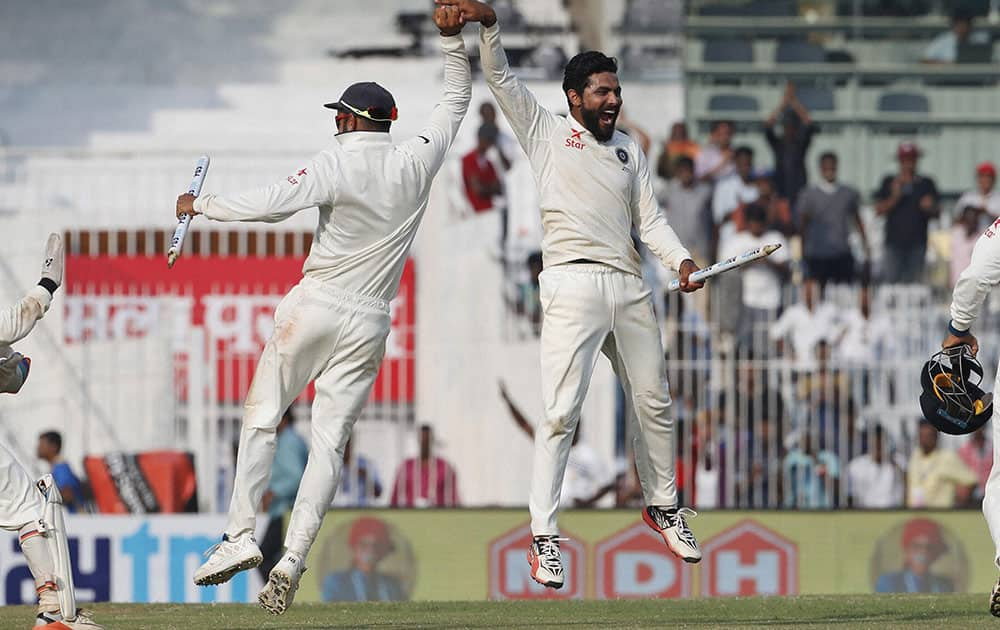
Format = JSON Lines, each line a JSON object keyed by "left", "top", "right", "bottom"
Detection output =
{"left": 920, "top": 345, "right": 993, "bottom": 435}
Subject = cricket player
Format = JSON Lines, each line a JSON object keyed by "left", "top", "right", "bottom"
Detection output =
{"left": 941, "top": 215, "right": 1000, "bottom": 617}
{"left": 0, "top": 234, "right": 102, "bottom": 629}
{"left": 438, "top": 0, "right": 705, "bottom": 589}
{"left": 181, "top": 6, "right": 470, "bottom": 615}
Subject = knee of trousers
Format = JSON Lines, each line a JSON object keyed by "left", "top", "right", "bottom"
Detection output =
{"left": 632, "top": 391, "right": 674, "bottom": 423}
{"left": 539, "top": 412, "right": 581, "bottom": 437}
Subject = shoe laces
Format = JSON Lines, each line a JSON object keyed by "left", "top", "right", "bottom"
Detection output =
{"left": 534, "top": 536, "right": 568, "bottom": 573}
{"left": 649, "top": 506, "right": 697, "bottom": 528}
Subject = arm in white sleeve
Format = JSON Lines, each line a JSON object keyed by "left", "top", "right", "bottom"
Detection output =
{"left": 404, "top": 34, "right": 472, "bottom": 174}
{"left": 0, "top": 286, "right": 51, "bottom": 346}
{"left": 949, "top": 229, "right": 1000, "bottom": 331}
{"left": 193, "top": 154, "right": 332, "bottom": 223}
{"left": 478, "top": 23, "right": 558, "bottom": 149}
{"left": 631, "top": 146, "right": 692, "bottom": 271}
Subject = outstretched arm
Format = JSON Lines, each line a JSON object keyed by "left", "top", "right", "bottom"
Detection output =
{"left": 404, "top": 5, "right": 472, "bottom": 174}
{"left": 0, "top": 234, "right": 62, "bottom": 346}
{"left": 438, "top": 0, "right": 558, "bottom": 148}
{"left": 499, "top": 381, "right": 535, "bottom": 440}
{"left": 177, "top": 154, "right": 333, "bottom": 224}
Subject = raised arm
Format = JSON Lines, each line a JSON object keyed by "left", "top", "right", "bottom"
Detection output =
{"left": 177, "top": 153, "right": 333, "bottom": 224}
{"left": 438, "top": 0, "right": 558, "bottom": 147}
{"left": 0, "top": 234, "right": 62, "bottom": 346}
{"left": 630, "top": 145, "right": 703, "bottom": 292}
{"left": 403, "top": 5, "right": 472, "bottom": 174}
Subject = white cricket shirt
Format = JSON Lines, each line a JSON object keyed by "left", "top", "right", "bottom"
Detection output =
{"left": 193, "top": 35, "right": 471, "bottom": 301}
{"left": 951, "top": 216, "right": 1000, "bottom": 332}
{"left": 478, "top": 24, "right": 691, "bottom": 276}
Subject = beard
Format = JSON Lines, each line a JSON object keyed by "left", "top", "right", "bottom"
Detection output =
{"left": 580, "top": 104, "right": 616, "bottom": 142}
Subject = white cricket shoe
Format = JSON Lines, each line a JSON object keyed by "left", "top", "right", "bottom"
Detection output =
{"left": 527, "top": 535, "right": 567, "bottom": 589}
{"left": 990, "top": 576, "right": 1000, "bottom": 618}
{"left": 193, "top": 531, "right": 262, "bottom": 586}
{"left": 644, "top": 506, "right": 702, "bottom": 563}
{"left": 35, "top": 608, "right": 104, "bottom": 629}
{"left": 259, "top": 552, "right": 306, "bottom": 615}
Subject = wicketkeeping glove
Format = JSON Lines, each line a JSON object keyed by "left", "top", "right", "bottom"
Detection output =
{"left": 40, "top": 232, "right": 64, "bottom": 291}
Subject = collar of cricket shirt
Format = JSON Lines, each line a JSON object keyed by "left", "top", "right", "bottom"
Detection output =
{"left": 336, "top": 131, "right": 393, "bottom": 146}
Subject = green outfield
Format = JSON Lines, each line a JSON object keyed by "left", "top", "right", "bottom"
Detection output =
{"left": 3, "top": 594, "right": 993, "bottom": 629}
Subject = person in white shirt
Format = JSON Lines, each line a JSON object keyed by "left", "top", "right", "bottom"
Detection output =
{"left": 181, "top": 6, "right": 471, "bottom": 614}
{"left": 834, "top": 285, "right": 893, "bottom": 367}
{"left": 720, "top": 204, "right": 789, "bottom": 349}
{"left": 440, "top": 0, "right": 705, "bottom": 590}
{"left": 940, "top": 198, "right": 1000, "bottom": 616}
{"left": 694, "top": 120, "right": 734, "bottom": 183}
{"left": 847, "top": 425, "right": 904, "bottom": 508}
{"left": 712, "top": 146, "right": 759, "bottom": 255}
{"left": 955, "top": 161, "right": 1000, "bottom": 221}
{"left": 770, "top": 278, "right": 840, "bottom": 371}
{"left": 923, "top": 10, "right": 991, "bottom": 64}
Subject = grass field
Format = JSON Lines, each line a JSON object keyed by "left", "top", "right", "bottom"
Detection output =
{"left": 3, "top": 595, "right": 994, "bottom": 629}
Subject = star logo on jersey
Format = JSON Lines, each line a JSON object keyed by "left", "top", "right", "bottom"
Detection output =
{"left": 297, "top": 168, "right": 308, "bottom": 176}
{"left": 565, "top": 129, "right": 585, "bottom": 151}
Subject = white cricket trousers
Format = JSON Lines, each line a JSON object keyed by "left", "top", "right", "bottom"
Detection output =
{"left": 226, "top": 276, "right": 390, "bottom": 559}
{"left": 530, "top": 263, "right": 677, "bottom": 536}
{"left": 0, "top": 441, "right": 44, "bottom": 530}
{"left": 983, "top": 362, "right": 1000, "bottom": 568}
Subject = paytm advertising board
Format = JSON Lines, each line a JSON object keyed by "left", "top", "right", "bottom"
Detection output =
{"left": 2, "top": 511, "right": 992, "bottom": 604}
{"left": 0, "top": 516, "right": 263, "bottom": 605}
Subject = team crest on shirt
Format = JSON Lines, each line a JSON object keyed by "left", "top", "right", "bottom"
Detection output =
{"left": 615, "top": 148, "right": 629, "bottom": 164}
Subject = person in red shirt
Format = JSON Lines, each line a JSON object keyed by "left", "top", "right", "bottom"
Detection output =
{"left": 390, "top": 425, "right": 460, "bottom": 507}
{"left": 461, "top": 124, "right": 503, "bottom": 213}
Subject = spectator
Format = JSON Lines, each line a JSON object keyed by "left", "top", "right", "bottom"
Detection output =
{"left": 957, "top": 425, "right": 992, "bottom": 504}
{"left": 657, "top": 121, "right": 700, "bottom": 180}
{"left": 955, "top": 161, "right": 1000, "bottom": 220}
{"left": 874, "top": 142, "right": 939, "bottom": 284}
{"left": 796, "top": 340, "right": 854, "bottom": 453}
{"left": 875, "top": 519, "right": 954, "bottom": 593}
{"left": 478, "top": 101, "right": 516, "bottom": 171}
{"left": 951, "top": 205, "right": 985, "bottom": 288}
{"left": 907, "top": 419, "right": 977, "bottom": 508}
{"left": 712, "top": 146, "right": 758, "bottom": 254}
{"left": 656, "top": 156, "right": 712, "bottom": 263}
{"left": 390, "top": 425, "right": 460, "bottom": 507}
{"left": 513, "top": 251, "right": 544, "bottom": 336}
{"left": 258, "top": 408, "right": 308, "bottom": 578}
{"left": 770, "top": 277, "right": 840, "bottom": 370}
{"left": 461, "top": 124, "right": 505, "bottom": 213}
{"left": 695, "top": 119, "right": 735, "bottom": 183}
{"left": 36, "top": 431, "right": 84, "bottom": 513}
{"left": 747, "top": 172, "right": 794, "bottom": 235}
{"left": 923, "top": 9, "right": 990, "bottom": 64}
{"left": 720, "top": 203, "right": 790, "bottom": 348}
{"left": 333, "top": 438, "right": 383, "bottom": 508}
{"left": 728, "top": 360, "right": 788, "bottom": 508}
{"left": 847, "top": 425, "right": 904, "bottom": 508}
{"left": 498, "top": 382, "right": 616, "bottom": 507}
{"left": 765, "top": 82, "right": 817, "bottom": 203}
{"left": 834, "top": 284, "right": 894, "bottom": 369}
{"left": 322, "top": 517, "right": 405, "bottom": 601}
{"left": 797, "top": 151, "right": 870, "bottom": 286}
{"left": 783, "top": 428, "right": 839, "bottom": 509}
